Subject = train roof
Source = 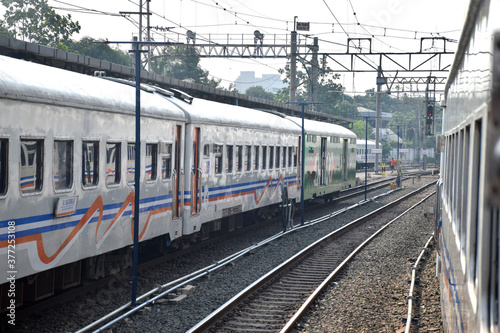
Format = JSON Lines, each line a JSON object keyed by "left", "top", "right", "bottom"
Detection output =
{"left": 356, "top": 139, "right": 376, "bottom": 146}
{"left": 167, "top": 97, "right": 303, "bottom": 133}
{"left": 286, "top": 116, "right": 357, "bottom": 139}
{"left": 0, "top": 55, "right": 187, "bottom": 122}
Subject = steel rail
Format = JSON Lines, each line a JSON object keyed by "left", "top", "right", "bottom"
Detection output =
{"left": 280, "top": 188, "right": 436, "bottom": 332}
{"left": 187, "top": 181, "right": 436, "bottom": 332}
{"left": 79, "top": 177, "right": 435, "bottom": 333}
{"left": 404, "top": 234, "right": 435, "bottom": 333}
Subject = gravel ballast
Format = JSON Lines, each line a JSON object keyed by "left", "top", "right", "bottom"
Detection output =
{"left": 7, "top": 176, "right": 442, "bottom": 333}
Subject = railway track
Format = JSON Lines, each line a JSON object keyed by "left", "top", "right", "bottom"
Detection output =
{"left": 8, "top": 171, "right": 419, "bottom": 325}
{"left": 9, "top": 174, "right": 435, "bottom": 332}
{"left": 187, "top": 181, "right": 436, "bottom": 333}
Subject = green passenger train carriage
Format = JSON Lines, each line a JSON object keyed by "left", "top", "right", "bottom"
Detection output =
{"left": 286, "top": 117, "right": 357, "bottom": 201}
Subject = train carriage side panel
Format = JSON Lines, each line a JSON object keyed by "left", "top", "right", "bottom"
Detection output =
{"left": 286, "top": 117, "right": 357, "bottom": 201}
{"left": 167, "top": 98, "right": 301, "bottom": 238}
{"left": 438, "top": 0, "right": 500, "bottom": 332}
{"left": 0, "top": 56, "right": 188, "bottom": 282}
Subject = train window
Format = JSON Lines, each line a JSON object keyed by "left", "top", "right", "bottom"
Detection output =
{"left": 0, "top": 139, "right": 7, "bottom": 195}
{"left": 214, "top": 144, "right": 223, "bottom": 174}
{"left": 227, "top": 145, "right": 233, "bottom": 173}
{"left": 245, "top": 146, "right": 251, "bottom": 171}
{"left": 282, "top": 147, "right": 286, "bottom": 168}
{"left": 236, "top": 145, "right": 242, "bottom": 172}
{"left": 127, "top": 143, "right": 135, "bottom": 184}
{"left": 460, "top": 127, "right": 470, "bottom": 256}
{"left": 281, "top": 147, "right": 288, "bottom": 168}
{"left": 146, "top": 143, "right": 158, "bottom": 181}
{"left": 161, "top": 143, "right": 172, "bottom": 179}
{"left": 53, "top": 140, "right": 73, "bottom": 191}
{"left": 275, "top": 147, "right": 281, "bottom": 169}
{"left": 254, "top": 146, "right": 260, "bottom": 171}
{"left": 467, "top": 120, "right": 482, "bottom": 290}
{"left": 203, "top": 144, "right": 210, "bottom": 158}
{"left": 82, "top": 141, "right": 99, "bottom": 187}
{"left": 288, "top": 146, "right": 292, "bottom": 168}
{"left": 20, "top": 139, "right": 44, "bottom": 193}
{"left": 106, "top": 142, "right": 121, "bottom": 186}
{"left": 306, "top": 135, "right": 311, "bottom": 143}
{"left": 269, "top": 147, "right": 274, "bottom": 169}
{"left": 312, "top": 135, "right": 317, "bottom": 143}
{"left": 293, "top": 147, "right": 298, "bottom": 167}
{"left": 262, "top": 146, "right": 267, "bottom": 170}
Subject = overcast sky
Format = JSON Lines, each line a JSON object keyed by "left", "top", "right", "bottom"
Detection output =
{"left": 43, "top": 0, "right": 469, "bottom": 94}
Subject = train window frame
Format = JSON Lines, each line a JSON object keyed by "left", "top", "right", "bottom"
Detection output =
{"left": 269, "top": 146, "right": 274, "bottom": 169}
{"left": 466, "top": 120, "right": 482, "bottom": 299}
{"left": 203, "top": 144, "right": 210, "bottom": 159}
{"left": 214, "top": 144, "right": 223, "bottom": 175}
{"left": 236, "top": 145, "right": 243, "bottom": 173}
{"left": 282, "top": 146, "right": 287, "bottom": 169}
{"left": 145, "top": 142, "right": 158, "bottom": 183}
{"left": 460, "top": 127, "right": 470, "bottom": 263}
{"left": 126, "top": 142, "right": 136, "bottom": 185}
{"left": 275, "top": 146, "right": 281, "bottom": 170}
{"left": 53, "top": 139, "right": 74, "bottom": 192}
{"left": 293, "top": 146, "right": 298, "bottom": 168}
{"left": 262, "top": 146, "right": 267, "bottom": 171}
{"left": 0, "top": 138, "right": 8, "bottom": 197}
{"left": 82, "top": 140, "right": 99, "bottom": 189}
{"left": 254, "top": 146, "right": 260, "bottom": 172}
{"left": 161, "top": 142, "right": 173, "bottom": 181}
{"left": 20, "top": 138, "right": 44, "bottom": 195}
{"left": 245, "top": 145, "right": 251, "bottom": 172}
{"left": 226, "top": 145, "right": 233, "bottom": 173}
{"left": 105, "top": 141, "right": 121, "bottom": 187}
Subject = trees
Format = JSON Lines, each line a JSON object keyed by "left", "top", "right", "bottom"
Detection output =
{"left": 63, "top": 37, "right": 132, "bottom": 66}
{"left": 352, "top": 120, "right": 373, "bottom": 139}
{"left": 0, "top": 0, "right": 80, "bottom": 46}
{"left": 150, "top": 46, "right": 221, "bottom": 88}
{"left": 244, "top": 86, "right": 275, "bottom": 100}
{"left": 276, "top": 59, "right": 358, "bottom": 119}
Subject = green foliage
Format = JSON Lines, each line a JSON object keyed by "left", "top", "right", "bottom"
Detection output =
{"left": 63, "top": 37, "right": 132, "bottom": 66}
{"left": 150, "top": 45, "right": 221, "bottom": 88}
{"left": 352, "top": 120, "right": 373, "bottom": 139}
{"left": 0, "top": 0, "right": 80, "bottom": 46}
{"left": 277, "top": 59, "right": 359, "bottom": 119}
{"left": 244, "top": 86, "right": 275, "bottom": 100}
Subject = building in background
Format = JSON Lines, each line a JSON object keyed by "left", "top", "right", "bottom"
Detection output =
{"left": 235, "top": 71, "right": 286, "bottom": 94}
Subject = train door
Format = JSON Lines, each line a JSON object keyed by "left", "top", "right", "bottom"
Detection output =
{"left": 343, "top": 139, "right": 348, "bottom": 181}
{"left": 298, "top": 136, "right": 302, "bottom": 188}
{"left": 192, "top": 127, "right": 201, "bottom": 215}
{"left": 173, "top": 125, "right": 181, "bottom": 219}
{"left": 320, "top": 137, "right": 327, "bottom": 185}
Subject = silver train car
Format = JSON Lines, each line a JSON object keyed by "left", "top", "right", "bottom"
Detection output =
{"left": 356, "top": 139, "right": 376, "bottom": 169}
{"left": 437, "top": 0, "right": 500, "bottom": 331}
{"left": 0, "top": 55, "right": 356, "bottom": 306}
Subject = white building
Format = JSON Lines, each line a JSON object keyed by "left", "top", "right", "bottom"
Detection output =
{"left": 234, "top": 71, "right": 286, "bottom": 94}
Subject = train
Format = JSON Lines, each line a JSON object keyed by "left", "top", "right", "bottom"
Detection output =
{"left": 436, "top": 0, "right": 500, "bottom": 331}
{"left": 0, "top": 54, "right": 356, "bottom": 307}
{"left": 356, "top": 139, "right": 376, "bottom": 169}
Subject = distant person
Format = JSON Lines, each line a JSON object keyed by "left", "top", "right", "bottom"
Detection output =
{"left": 390, "top": 158, "right": 395, "bottom": 171}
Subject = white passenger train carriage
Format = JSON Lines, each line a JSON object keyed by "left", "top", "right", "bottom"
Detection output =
{"left": 168, "top": 97, "right": 302, "bottom": 241}
{"left": 437, "top": 0, "right": 500, "bottom": 331}
{"left": 0, "top": 55, "right": 188, "bottom": 288}
{"left": 0, "top": 53, "right": 358, "bottom": 307}
{"left": 356, "top": 139, "right": 376, "bottom": 169}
